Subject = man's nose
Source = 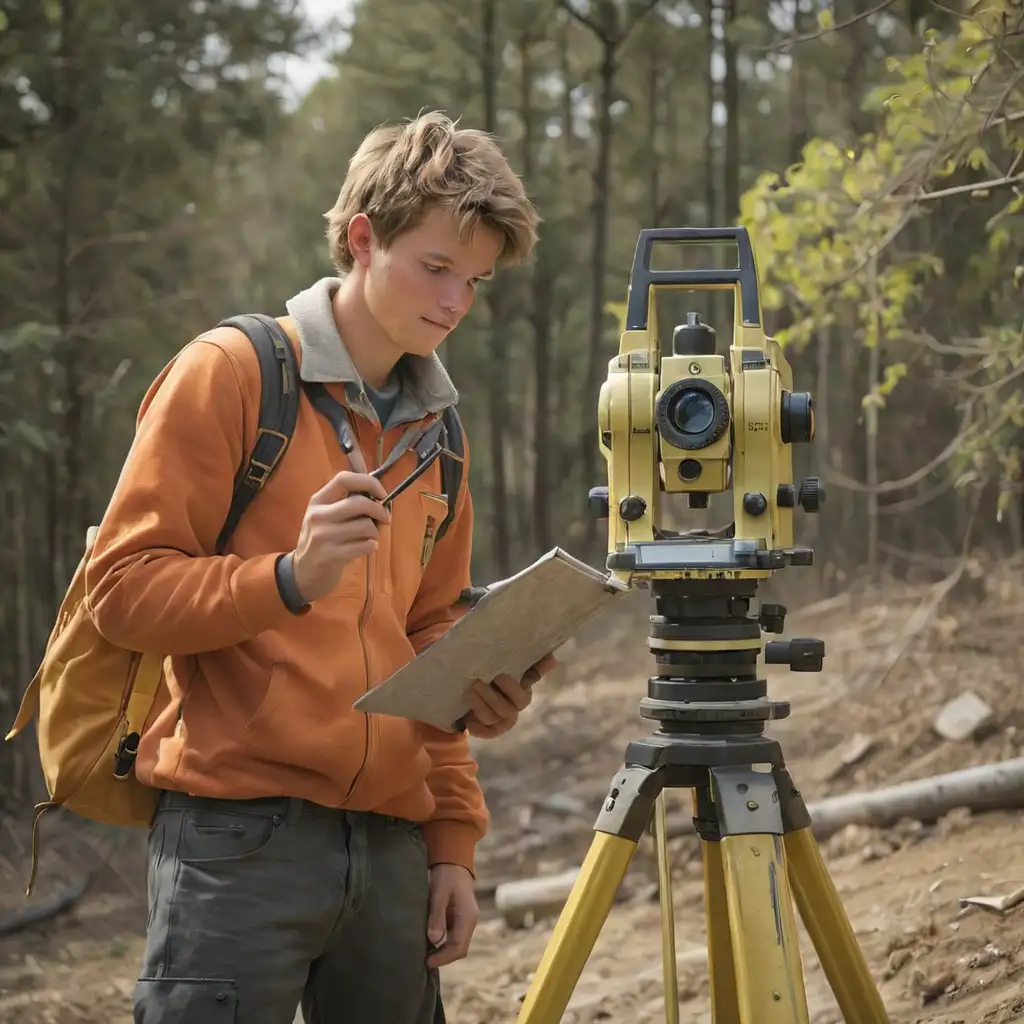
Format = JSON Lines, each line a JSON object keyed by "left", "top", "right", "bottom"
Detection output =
{"left": 440, "top": 282, "right": 473, "bottom": 319}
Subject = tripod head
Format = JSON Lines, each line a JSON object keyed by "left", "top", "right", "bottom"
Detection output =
{"left": 589, "top": 226, "right": 824, "bottom": 588}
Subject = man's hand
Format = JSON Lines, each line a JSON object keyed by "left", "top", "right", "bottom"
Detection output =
{"left": 291, "top": 471, "right": 391, "bottom": 602}
{"left": 462, "top": 652, "right": 559, "bottom": 739}
{"left": 426, "top": 864, "right": 479, "bottom": 968}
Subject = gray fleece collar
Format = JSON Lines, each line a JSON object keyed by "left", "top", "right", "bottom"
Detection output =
{"left": 284, "top": 276, "right": 459, "bottom": 426}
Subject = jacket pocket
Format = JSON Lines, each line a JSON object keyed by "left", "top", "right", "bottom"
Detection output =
{"left": 418, "top": 491, "right": 450, "bottom": 568}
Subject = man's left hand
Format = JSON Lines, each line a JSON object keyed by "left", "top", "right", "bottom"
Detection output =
{"left": 426, "top": 863, "right": 479, "bottom": 968}
{"left": 462, "top": 652, "right": 559, "bottom": 739}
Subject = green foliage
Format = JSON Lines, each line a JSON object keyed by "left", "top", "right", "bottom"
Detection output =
{"left": 740, "top": 133, "right": 942, "bottom": 352}
{"left": 740, "top": 11, "right": 1023, "bottom": 515}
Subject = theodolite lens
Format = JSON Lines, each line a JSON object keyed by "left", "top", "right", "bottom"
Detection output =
{"left": 656, "top": 378, "right": 729, "bottom": 450}
{"left": 669, "top": 388, "right": 716, "bottom": 436}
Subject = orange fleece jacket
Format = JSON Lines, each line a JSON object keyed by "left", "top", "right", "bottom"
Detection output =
{"left": 84, "top": 320, "right": 489, "bottom": 873}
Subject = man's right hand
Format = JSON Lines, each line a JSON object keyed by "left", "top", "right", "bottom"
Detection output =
{"left": 291, "top": 471, "right": 391, "bottom": 603}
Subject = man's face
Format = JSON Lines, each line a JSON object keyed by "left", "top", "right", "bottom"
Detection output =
{"left": 363, "top": 204, "right": 503, "bottom": 358}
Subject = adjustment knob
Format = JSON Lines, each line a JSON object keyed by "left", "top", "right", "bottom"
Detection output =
{"left": 798, "top": 477, "right": 824, "bottom": 513}
{"left": 759, "top": 603, "right": 787, "bottom": 634}
{"left": 619, "top": 495, "right": 647, "bottom": 522}
{"left": 764, "top": 638, "right": 825, "bottom": 672}
{"left": 588, "top": 486, "right": 610, "bottom": 519}
{"left": 781, "top": 391, "right": 814, "bottom": 443}
{"left": 743, "top": 491, "right": 768, "bottom": 516}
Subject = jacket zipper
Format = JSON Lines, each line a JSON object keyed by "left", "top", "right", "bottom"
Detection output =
{"left": 343, "top": 428, "right": 385, "bottom": 803}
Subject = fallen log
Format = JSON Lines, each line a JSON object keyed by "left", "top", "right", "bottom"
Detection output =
{"left": 495, "top": 868, "right": 581, "bottom": 928}
{"left": 663, "top": 756, "right": 1024, "bottom": 841}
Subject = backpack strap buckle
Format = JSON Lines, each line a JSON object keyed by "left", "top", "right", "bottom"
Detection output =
{"left": 245, "top": 427, "right": 290, "bottom": 488}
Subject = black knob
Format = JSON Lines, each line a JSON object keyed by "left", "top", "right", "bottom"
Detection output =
{"left": 759, "top": 603, "right": 787, "bottom": 634}
{"left": 777, "top": 483, "right": 795, "bottom": 508}
{"left": 588, "top": 486, "right": 609, "bottom": 519}
{"left": 673, "top": 312, "right": 717, "bottom": 356}
{"left": 781, "top": 391, "right": 814, "bottom": 444}
{"left": 618, "top": 495, "right": 647, "bottom": 522}
{"left": 764, "top": 638, "right": 825, "bottom": 672}
{"left": 743, "top": 491, "right": 767, "bottom": 516}
{"left": 798, "top": 478, "right": 824, "bottom": 513}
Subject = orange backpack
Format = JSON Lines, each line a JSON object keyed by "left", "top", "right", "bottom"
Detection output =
{"left": 5, "top": 314, "right": 301, "bottom": 895}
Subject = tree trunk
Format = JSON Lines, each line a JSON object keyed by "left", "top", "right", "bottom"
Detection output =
{"left": 55, "top": 0, "right": 84, "bottom": 587}
{"left": 722, "top": 0, "right": 740, "bottom": 220}
{"left": 518, "top": 26, "right": 554, "bottom": 556}
{"left": 645, "top": 20, "right": 661, "bottom": 224}
{"left": 704, "top": 0, "right": 716, "bottom": 225}
{"left": 579, "top": 38, "right": 615, "bottom": 557}
{"left": 480, "top": 0, "right": 512, "bottom": 577}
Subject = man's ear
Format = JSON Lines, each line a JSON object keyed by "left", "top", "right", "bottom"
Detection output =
{"left": 347, "top": 213, "right": 374, "bottom": 268}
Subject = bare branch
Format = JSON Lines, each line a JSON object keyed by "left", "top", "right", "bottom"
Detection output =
{"left": 878, "top": 477, "right": 956, "bottom": 515}
{"left": 755, "top": 0, "right": 899, "bottom": 54}
{"left": 826, "top": 407, "right": 978, "bottom": 495}
{"left": 619, "top": 0, "right": 661, "bottom": 48}
{"left": 558, "top": 0, "right": 659, "bottom": 48}
{"left": 915, "top": 170, "right": 1024, "bottom": 202}
{"left": 558, "top": 0, "right": 605, "bottom": 42}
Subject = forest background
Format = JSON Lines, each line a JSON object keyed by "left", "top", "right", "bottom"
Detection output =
{"left": 0, "top": 0, "right": 1022, "bottom": 806}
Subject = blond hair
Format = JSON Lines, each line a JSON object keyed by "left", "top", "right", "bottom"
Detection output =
{"left": 325, "top": 111, "right": 539, "bottom": 272}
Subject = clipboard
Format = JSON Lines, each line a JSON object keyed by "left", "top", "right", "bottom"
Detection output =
{"left": 352, "top": 547, "right": 628, "bottom": 731}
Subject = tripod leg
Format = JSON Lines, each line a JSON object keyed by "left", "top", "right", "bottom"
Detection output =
{"left": 785, "top": 829, "right": 889, "bottom": 1022}
{"left": 702, "top": 838, "right": 742, "bottom": 1023}
{"left": 777, "top": 771, "right": 891, "bottom": 1023}
{"left": 694, "top": 785, "right": 741, "bottom": 1022}
{"left": 709, "top": 766, "right": 811, "bottom": 1024}
{"left": 653, "top": 792, "right": 679, "bottom": 1024}
{"left": 514, "top": 764, "right": 662, "bottom": 1024}
{"left": 700, "top": 839, "right": 741, "bottom": 1024}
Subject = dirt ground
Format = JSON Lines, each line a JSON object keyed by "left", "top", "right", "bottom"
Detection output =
{"left": 3, "top": 558, "right": 1024, "bottom": 1023}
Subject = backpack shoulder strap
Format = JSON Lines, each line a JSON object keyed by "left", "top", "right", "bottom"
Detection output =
{"left": 437, "top": 405, "right": 465, "bottom": 543}
{"left": 302, "top": 380, "right": 358, "bottom": 456}
{"left": 213, "top": 313, "right": 300, "bottom": 554}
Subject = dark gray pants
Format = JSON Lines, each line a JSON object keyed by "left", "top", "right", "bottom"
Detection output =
{"left": 133, "top": 791, "right": 444, "bottom": 1024}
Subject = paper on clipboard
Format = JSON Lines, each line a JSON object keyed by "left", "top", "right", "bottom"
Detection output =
{"left": 352, "top": 547, "right": 628, "bottom": 731}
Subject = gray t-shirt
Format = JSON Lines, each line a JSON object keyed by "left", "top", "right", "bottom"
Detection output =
{"left": 363, "top": 372, "right": 401, "bottom": 429}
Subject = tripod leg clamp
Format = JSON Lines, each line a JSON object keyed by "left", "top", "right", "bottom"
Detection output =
{"left": 593, "top": 765, "right": 663, "bottom": 842}
{"left": 709, "top": 766, "right": 785, "bottom": 836}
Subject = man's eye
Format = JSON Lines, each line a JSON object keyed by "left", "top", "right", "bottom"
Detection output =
{"left": 425, "top": 264, "right": 444, "bottom": 274}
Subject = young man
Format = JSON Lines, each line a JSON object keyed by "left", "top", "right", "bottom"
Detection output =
{"left": 85, "top": 111, "right": 553, "bottom": 1024}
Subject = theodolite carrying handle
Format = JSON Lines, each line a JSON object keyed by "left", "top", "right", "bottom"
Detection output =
{"left": 624, "top": 226, "right": 762, "bottom": 331}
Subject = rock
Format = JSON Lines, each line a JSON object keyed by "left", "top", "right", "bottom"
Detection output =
{"left": 884, "top": 948, "right": 913, "bottom": 979}
{"left": 964, "top": 943, "right": 1003, "bottom": 969}
{"left": 933, "top": 692, "right": 993, "bottom": 742}
{"left": 535, "top": 792, "right": 589, "bottom": 816}
{"left": 822, "top": 732, "right": 877, "bottom": 781}
{"left": 909, "top": 965, "right": 956, "bottom": 1004}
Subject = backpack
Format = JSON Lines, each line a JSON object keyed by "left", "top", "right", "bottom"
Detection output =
{"left": 5, "top": 313, "right": 465, "bottom": 896}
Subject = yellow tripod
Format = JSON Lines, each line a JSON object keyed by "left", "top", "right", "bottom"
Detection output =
{"left": 512, "top": 578, "right": 891, "bottom": 1024}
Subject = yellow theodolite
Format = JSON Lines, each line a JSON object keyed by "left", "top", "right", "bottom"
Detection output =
{"left": 513, "top": 227, "right": 890, "bottom": 1023}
